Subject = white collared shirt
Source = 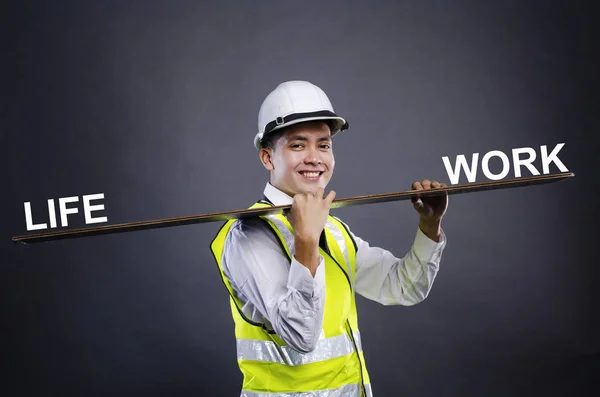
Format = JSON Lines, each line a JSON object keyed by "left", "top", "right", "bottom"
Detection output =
{"left": 221, "top": 182, "right": 447, "bottom": 353}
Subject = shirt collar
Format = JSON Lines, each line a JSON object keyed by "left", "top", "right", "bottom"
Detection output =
{"left": 263, "top": 182, "right": 293, "bottom": 206}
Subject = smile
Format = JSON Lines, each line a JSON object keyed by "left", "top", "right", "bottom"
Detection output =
{"left": 298, "top": 171, "right": 323, "bottom": 180}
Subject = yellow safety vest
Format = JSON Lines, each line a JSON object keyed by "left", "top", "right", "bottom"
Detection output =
{"left": 210, "top": 201, "right": 372, "bottom": 397}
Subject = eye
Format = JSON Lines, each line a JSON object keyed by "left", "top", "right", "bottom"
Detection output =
{"left": 320, "top": 144, "right": 331, "bottom": 149}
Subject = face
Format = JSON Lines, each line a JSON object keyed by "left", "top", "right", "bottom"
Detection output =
{"left": 259, "top": 121, "right": 335, "bottom": 197}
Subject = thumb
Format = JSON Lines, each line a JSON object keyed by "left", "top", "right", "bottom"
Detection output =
{"left": 324, "top": 190, "right": 336, "bottom": 205}
{"left": 412, "top": 197, "right": 424, "bottom": 211}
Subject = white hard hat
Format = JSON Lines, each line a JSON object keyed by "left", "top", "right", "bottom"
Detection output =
{"left": 254, "top": 80, "right": 348, "bottom": 149}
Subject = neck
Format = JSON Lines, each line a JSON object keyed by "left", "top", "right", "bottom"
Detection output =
{"left": 270, "top": 182, "right": 294, "bottom": 198}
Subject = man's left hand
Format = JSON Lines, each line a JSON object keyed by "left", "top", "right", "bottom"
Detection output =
{"left": 411, "top": 179, "right": 448, "bottom": 222}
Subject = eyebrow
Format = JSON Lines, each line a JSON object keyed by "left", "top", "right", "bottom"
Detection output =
{"left": 288, "top": 135, "right": 331, "bottom": 142}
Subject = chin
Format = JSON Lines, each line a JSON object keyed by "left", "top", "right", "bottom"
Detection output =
{"left": 302, "top": 183, "right": 328, "bottom": 194}
{"left": 284, "top": 176, "right": 330, "bottom": 196}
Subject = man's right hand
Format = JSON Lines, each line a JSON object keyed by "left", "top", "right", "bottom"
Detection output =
{"left": 290, "top": 188, "right": 336, "bottom": 243}
{"left": 288, "top": 188, "right": 336, "bottom": 276}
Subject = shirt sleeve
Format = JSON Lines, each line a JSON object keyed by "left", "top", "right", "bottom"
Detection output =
{"left": 221, "top": 218, "right": 326, "bottom": 353}
{"left": 349, "top": 223, "right": 447, "bottom": 306}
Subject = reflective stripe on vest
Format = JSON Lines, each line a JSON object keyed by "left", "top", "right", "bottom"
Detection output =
{"left": 240, "top": 382, "right": 374, "bottom": 397}
{"left": 210, "top": 202, "right": 372, "bottom": 396}
{"left": 237, "top": 331, "right": 364, "bottom": 366}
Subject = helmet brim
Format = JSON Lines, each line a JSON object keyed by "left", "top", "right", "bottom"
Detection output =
{"left": 254, "top": 115, "right": 348, "bottom": 150}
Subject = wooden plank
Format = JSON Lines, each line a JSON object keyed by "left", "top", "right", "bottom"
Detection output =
{"left": 11, "top": 172, "right": 574, "bottom": 244}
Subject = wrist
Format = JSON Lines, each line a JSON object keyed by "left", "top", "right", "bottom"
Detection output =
{"left": 294, "top": 237, "right": 319, "bottom": 256}
{"left": 294, "top": 237, "right": 320, "bottom": 277}
{"left": 294, "top": 233, "right": 320, "bottom": 247}
{"left": 419, "top": 215, "right": 441, "bottom": 226}
{"left": 419, "top": 216, "right": 442, "bottom": 242}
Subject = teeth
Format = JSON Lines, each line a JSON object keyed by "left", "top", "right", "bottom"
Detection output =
{"left": 301, "top": 172, "right": 320, "bottom": 177}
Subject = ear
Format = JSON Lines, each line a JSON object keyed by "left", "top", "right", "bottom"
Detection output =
{"left": 259, "top": 148, "right": 274, "bottom": 171}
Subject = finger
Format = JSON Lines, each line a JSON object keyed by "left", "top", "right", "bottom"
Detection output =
{"left": 431, "top": 180, "right": 441, "bottom": 188}
{"left": 421, "top": 179, "right": 431, "bottom": 189}
{"left": 412, "top": 181, "right": 423, "bottom": 191}
{"left": 438, "top": 182, "right": 448, "bottom": 196}
{"left": 316, "top": 187, "right": 325, "bottom": 199}
{"left": 324, "top": 190, "right": 336, "bottom": 205}
{"left": 412, "top": 197, "right": 424, "bottom": 210}
{"left": 412, "top": 181, "right": 423, "bottom": 203}
{"left": 411, "top": 188, "right": 421, "bottom": 203}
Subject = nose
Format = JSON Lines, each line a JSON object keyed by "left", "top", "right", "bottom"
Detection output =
{"left": 304, "top": 150, "right": 322, "bottom": 165}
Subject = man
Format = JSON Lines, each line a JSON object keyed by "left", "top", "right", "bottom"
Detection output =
{"left": 210, "top": 80, "right": 448, "bottom": 397}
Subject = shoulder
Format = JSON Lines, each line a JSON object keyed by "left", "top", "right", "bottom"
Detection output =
{"left": 329, "top": 215, "right": 357, "bottom": 240}
{"left": 330, "top": 215, "right": 351, "bottom": 232}
{"left": 224, "top": 217, "right": 281, "bottom": 254}
{"left": 329, "top": 215, "right": 365, "bottom": 251}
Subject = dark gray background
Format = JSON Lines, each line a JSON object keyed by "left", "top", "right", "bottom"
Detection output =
{"left": 3, "top": 0, "right": 598, "bottom": 396}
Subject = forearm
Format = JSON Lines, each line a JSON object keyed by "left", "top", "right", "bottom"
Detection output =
{"left": 390, "top": 252, "right": 439, "bottom": 304}
{"left": 354, "top": 228, "right": 446, "bottom": 306}
{"left": 294, "top": 237, "right": 320, "bottom": 277}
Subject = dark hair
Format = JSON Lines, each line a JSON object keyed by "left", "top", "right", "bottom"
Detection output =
{"left": 259, "top": 120, "right": 336, "bottom": 150}
{"left": 259, "top": 129, "right": 285, "bottom": 150}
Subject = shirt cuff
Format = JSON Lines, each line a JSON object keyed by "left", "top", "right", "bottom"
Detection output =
{"left": 288, "top": 255, "right": 326, "bottom": 298}
{"left": 414, "top": 227, "right": 447, "bottom": 263}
